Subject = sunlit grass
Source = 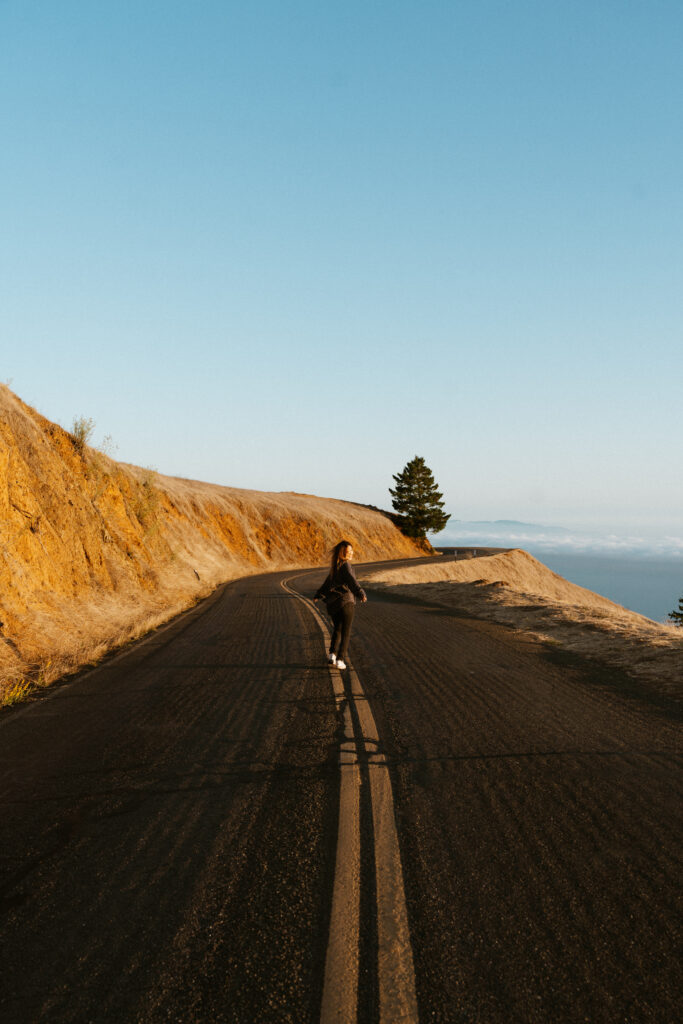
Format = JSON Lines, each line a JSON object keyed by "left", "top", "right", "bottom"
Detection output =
{"left": 1, "top": 678, "right": 33, "bottom": 707}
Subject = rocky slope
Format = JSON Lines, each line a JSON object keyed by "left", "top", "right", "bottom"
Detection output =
{"left": 1, "top": 385, "right": 425, "bottom": 701}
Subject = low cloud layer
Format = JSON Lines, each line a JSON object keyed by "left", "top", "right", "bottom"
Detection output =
{"left": 435, "top": 523, "right": 683, "bottom": 559}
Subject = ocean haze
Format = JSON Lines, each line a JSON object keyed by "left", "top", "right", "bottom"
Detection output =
{"left": 435, "top": 520, "right": 683, "bottom": 558}
{"left": 433, "top": 521, "right": 683, "bottom": 623}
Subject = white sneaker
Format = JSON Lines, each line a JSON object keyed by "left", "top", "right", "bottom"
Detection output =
{"left": 327, "top": 653, "right": 336, "bottom": 665}
{"left": 335, "top": 659, "right": 347, "bottom": 670}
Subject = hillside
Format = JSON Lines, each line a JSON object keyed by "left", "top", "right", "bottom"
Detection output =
{"left": 362, "top": 550, "right": 683, "bottom": 696}
{"left": 0, "top": 385, "right": 425, "bottom": 702}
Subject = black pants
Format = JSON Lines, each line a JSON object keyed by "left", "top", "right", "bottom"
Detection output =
{"left": 330, "top": 603, "right": 355, "bottom": 660}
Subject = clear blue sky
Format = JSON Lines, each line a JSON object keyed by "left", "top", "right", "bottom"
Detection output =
{"left": 2, "top": 1, "right": 681, "bottom": 531}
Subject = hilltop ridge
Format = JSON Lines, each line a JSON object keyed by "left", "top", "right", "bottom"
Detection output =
{"left": 0, "top": 385, "right": 426, "bottom": 701}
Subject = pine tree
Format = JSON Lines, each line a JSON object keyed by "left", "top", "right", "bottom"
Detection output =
{"left": 669, "top": 595, "right": 683, "bottom": 626}
{"left": 389, "top": 456, "right": 450, "bottom": 539}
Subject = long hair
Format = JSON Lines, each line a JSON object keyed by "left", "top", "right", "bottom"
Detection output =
{"left": 330, "top": 539, "right": 352, "bottom": 575}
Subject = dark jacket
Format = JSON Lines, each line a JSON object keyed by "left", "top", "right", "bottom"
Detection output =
{"left": 315, "top": 561, "right": 366, "bottom": 613}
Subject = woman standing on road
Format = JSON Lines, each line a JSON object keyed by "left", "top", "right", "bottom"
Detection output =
{"left": 314, "top": 539, "right": 367, "bottom": 670}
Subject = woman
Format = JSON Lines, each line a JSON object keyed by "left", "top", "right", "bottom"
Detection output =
{"left": 314, "top": 539, "right": 367, "bottom": 670}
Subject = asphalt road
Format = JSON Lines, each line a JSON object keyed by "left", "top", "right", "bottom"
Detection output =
{"left": 1, "top": 557, "right": 681, "bottom": 1023}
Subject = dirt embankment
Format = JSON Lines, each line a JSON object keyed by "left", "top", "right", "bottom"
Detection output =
{"left": 362, "top": 550, "right": 683, "bottom": 698}
{"left": 1, "top": 385, "right": 426, "bottom": 702}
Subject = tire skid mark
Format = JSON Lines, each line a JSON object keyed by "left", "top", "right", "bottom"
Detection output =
{"left": 282, "top": 575, "right": 419, "bottom": 1024}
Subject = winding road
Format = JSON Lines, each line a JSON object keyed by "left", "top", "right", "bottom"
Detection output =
{"left": 1, "top": 556, "right": 681, "bottom": 1023}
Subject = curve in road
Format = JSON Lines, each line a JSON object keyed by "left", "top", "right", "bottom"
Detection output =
{"left": 1, "top": 555, "right": 680, "bottom": 1023}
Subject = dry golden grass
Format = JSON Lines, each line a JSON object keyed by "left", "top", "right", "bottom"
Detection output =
{"left": 1, "top": 383, "right": 426, "bottom": 706}
{"left": 362, "top": 549, "right": 683, "bottom": 698}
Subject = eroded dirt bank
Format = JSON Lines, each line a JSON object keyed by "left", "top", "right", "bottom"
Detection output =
{"left": 0, "top": 385, "right": 425, "bottom": 700}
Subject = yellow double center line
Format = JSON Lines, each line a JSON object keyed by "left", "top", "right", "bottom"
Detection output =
{"left": 282, "top": 576, "right": 418, "bottom": 1024}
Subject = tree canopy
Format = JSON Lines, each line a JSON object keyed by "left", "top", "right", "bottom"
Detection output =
{"left": 389, "top": 456, "right": 450, "bottom": 539}
{"left": 669, "top": 595, "right": 683, "bottom": 626}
